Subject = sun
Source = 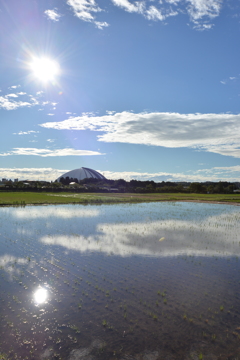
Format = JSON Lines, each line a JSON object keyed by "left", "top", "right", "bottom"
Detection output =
{"left": 30, "top": 57, "right": 60, "bottom": 83}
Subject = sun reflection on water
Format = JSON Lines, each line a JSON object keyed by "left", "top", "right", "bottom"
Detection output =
{"left": 33, "top": 287, "right": 48, "bottom": 304}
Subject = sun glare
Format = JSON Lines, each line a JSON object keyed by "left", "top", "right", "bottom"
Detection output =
{"left": 34, "top": 287, "right": 48, "bottom": 304}
{"left": 30, "top": 57, "right": 60, "bottom": 83}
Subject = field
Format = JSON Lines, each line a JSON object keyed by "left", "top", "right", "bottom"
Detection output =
{"left": 1, "top": 201, "right": 240, "bottom": 359}
{"left": 0, "top": 191, "right": 240, "bottom": 206}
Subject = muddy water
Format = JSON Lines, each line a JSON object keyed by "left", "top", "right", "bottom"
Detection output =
{"left": 0, "top": 202, "right": 240, "bottom": 359}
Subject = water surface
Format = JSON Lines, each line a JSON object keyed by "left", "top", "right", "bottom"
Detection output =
{"left": 0, "top": 202, "right": 240, "bottom": 359}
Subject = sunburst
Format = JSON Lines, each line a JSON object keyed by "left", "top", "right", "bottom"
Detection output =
{"left": 30, "top": 57, "right": 60, "bottom": 83}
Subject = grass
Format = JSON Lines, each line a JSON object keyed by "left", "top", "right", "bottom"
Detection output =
{"left": 0, "top": 191, "right": 240, "bottom": 206}
{"left": 0, "top": 354, "right": 9, "bottom": 360}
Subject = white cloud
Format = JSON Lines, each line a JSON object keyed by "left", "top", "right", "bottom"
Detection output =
{"left": 145, "top": 5, "right": 165, "bottom": 20}
{"left": 102, "top": 167, "right": 240, "bottom": 182}
{"left": 36, "top": 91, "right": 44, "bottom": 96}
{"left": 94, "top": 21, "right": 109, "bottom": 29}
{"left": 196, "top": 165, "right": 240, "bottom": 178}
{"left": 0, "top": 88, "right": 42, "bottom": 110}
{"left": 0, "top": 88, "right": 57, "bottom": 110}
{"left": 40, "top": 111, "right": 240, "bottom": 158}
{"left": 166, "top": 0, "right": 181, "bottom": 4}
{"left": 187, "top": 0, "right": 222, "bottom": 21}
{"left": 0, "top": 96, "right": 37, "bottom": 110}
{"left": 1, "top": 165, "right": 240, "bottom": 182}
{"left": 111, "top": 0, "right": 222, "bottom": 29}
{"left": 187, "top": 0, "right": 222, "bottom": 30}
{"left": 13, "top": 131, "right": 39, "bottom": 135}
{"left": 0, "top": 147, "right": 104, "bottom": 157}
{"left": 111, "top": 0, "right": 145, "bottom": 13}
{"left": 0, "top": 168, "right": 69, "bottom": 181}
{"left": 9, "top": 85, "right": 20, "bottom": 89}
{"left": 6, "top": 93, "right": 18, "bottom": 98}
{"left": 44, "top": 9, "right": 61, "bottom": 21}
{"left": 67, "top": 0, "right": 109, "bottom": 28}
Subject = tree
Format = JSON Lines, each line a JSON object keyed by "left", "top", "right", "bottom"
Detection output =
{"left": 189, "top": 182, "right": 205, "bottom": 193}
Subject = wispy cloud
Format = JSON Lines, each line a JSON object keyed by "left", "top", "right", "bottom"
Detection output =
{"left": 40, "top": 111, "right": 240, "bottom": 158}
{"left": 220, "top": 75, "right": 239, "bottom": 85}
{"left": 1, "top": 165, "right": 240, "bottom": 182}
{"left": 184, "top": 0, "right": 222, "bottom": 22}
{"left": 0, "top": 89, "right": 56, "bottom": 111}
{"left": 187, "top": 0, "right": 222, "bottom": 29}
{"left": 102, "top": 167, "right": 240, "bottom": 182}
{"left": 0, "top": 168, "right": 69, "bottom": 181}
{"left": 111, "top": 0, "right": 145, "bottom": 13}
{"left": 196, "top": 165, "right": 240, "bottom": 178}
{"left": 13, "top": 131, "right": 39, "bottom": 135}
{"left": 65, "top": 0, "right": 223, "bottom": 29}
{"left": 0, "top": 96, "right": 37, "bottom": 110}
{"left": 0, "top": 148, "right": 104, "bottom": 157}
{"left": 44, "top": 9, "right": 62, "bottom": 21}
{"left": 36, "top": 91, "right": 44, "bottom": 96}
{"left": 111, "top": 0, "right": 222, "bottom": 29}
{"left": 8, "top": 85, "right": 20, "bottom": 89}
{"left": 67, "top": 0, "right": 109, "bottom": 28}
{"left": 6, "top": 93, "right": 18, "bottom": 98}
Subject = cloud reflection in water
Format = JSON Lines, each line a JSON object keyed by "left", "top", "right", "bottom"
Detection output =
{"left": 40, "top": 211, "right": 240, "bottom": 257}
{"left": 12, "top": 206, "right": 100, "bottom": 219}
{"left": 0, "top": 255, "right": 28, "bottom": 277}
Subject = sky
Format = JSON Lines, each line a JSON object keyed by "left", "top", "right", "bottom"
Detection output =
{"left": 1, "top": 0, "right": 240, "bottom": 183}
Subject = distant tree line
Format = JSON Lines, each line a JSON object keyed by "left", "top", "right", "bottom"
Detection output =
{"left": 66, "top": 178, "right": 237, "bottom": 194}
{"left": 0, "top": 178, "right": 239, "bottom": 194}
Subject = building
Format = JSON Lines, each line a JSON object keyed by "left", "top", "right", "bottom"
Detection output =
{"left": 57, "top": 167, "right": 106, "bottom": 183}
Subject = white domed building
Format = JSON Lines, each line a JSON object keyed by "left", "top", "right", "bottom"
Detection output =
{"left": 57, "top": 167, "right": 106, "bottom": 182}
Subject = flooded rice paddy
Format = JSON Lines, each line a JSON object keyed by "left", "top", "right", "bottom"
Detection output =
{"left": 0, "top": 201, "right": 240, "bottom": 359}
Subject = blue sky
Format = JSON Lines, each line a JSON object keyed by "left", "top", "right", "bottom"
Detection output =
{"left": 1, "top": 0, "right": 240, "bottom": 182}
